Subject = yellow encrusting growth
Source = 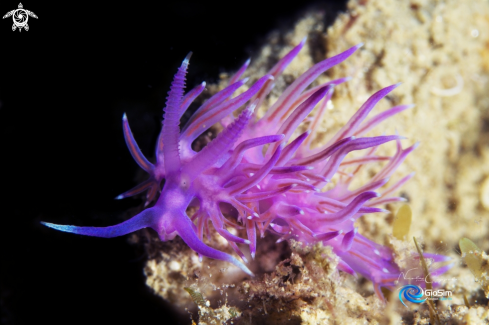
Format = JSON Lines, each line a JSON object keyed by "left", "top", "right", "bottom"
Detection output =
{"left": 392, "top": 204, "right": 412, "bottom": 240}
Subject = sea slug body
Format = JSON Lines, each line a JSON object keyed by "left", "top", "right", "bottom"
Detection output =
{"left": 42, "top": 39, "right": 451, "bottom": 299}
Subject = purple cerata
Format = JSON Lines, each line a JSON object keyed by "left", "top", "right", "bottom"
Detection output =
{"left": 42, "top": 40, "right": 452, "bottom": 300}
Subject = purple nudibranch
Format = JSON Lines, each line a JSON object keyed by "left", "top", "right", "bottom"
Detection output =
{"left": 42, "top": 40, "right": 451, "bottom": 299}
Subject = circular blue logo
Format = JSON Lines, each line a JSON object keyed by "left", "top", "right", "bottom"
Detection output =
{"left": 398, "top": 285, "right": 426, "bottom": 307}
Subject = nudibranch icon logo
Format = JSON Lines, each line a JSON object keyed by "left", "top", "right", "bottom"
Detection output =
{"left": 398, "top": 285, "right": 427, "bottom": 308}
{"left": 3, "top": 3, "right": 37, "bottom": 32}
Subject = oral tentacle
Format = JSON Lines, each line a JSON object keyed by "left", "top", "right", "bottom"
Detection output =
{"left": 41, "top": 207, "right": 158, "bottom": 238}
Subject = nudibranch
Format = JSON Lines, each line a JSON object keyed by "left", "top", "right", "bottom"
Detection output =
{"left": 42, "top": 39, "right": 451, "bottom": 299}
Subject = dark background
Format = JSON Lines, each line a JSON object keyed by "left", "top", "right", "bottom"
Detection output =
{"left": 0, "top": 1, "right": 346, "bottom": 324}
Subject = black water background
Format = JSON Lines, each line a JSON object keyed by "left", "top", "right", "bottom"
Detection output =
{"left": 0, "top": 1, "right": 346, "bottom": 324}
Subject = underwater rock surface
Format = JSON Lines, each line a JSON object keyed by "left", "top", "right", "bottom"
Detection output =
{"left": 141, "top": 0, "right": 489, "bottom": 323}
